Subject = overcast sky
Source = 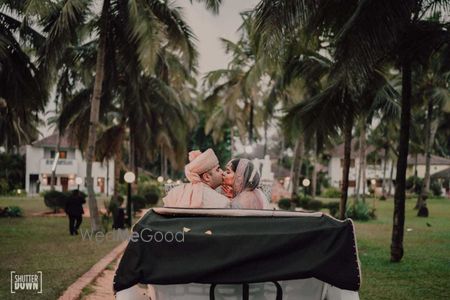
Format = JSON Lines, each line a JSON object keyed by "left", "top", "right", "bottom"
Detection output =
{"left": 176, "top": 0, "right": 260, "bottom": 76}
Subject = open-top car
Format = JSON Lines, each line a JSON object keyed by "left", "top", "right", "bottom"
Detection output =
{"left": 114, "top": 207, "right": 361, "bottom": 300}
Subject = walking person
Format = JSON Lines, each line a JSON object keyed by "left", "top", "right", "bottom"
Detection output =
{"left": 65, "top": 190, "right": 86, "bottom": 235}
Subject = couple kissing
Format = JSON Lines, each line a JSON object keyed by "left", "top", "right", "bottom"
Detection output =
{"left": 163, "top": 149, "right": 270, "bottom": 209}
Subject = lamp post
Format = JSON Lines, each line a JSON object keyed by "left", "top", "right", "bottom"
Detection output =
{"left": 75, "top": 176, "right": 83, "bottom": 191}
{"left": 124, "top": 171, "right": 136, "bottom": 227}
{"left": 302, "top": 178, "right": 311, "bottom": 197}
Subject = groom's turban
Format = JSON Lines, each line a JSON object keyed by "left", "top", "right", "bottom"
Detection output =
{"left": 184, "top": 149, "right": 219, "bottom": 183}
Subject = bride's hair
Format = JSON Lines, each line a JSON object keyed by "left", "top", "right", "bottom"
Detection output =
{"left": 229, "top": 158, "right": 260, "bottom": 191}
{"left": 229, "top": 158, "right": 240, "bottom": 172}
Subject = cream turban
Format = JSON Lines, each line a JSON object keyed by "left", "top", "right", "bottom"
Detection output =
{"left": 163, "top": 148, "right": 220, "bottom": 208}
{"left": 184, "top": 149, "right": 219, "bottom": 183}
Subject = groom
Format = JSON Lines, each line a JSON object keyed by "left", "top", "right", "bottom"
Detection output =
{"left": 163, "top": 149, "right": 230, "bottom": 208}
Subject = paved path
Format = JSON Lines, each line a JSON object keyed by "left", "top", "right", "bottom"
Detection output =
{"left": 58, "top": 241, "right": 127, "bottom": 300}
{"left": 84, "top": 259, "right": 121, "bottom": 300}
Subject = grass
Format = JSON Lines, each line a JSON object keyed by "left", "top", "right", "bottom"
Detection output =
{"left": 0, "top": 196, "right": 122, "bottom": 300}
{"left": 319, "top": 196, "right": 450, "bottom": 300}
{"left": 0, "top": 196, "right": 109, "bottom": 216}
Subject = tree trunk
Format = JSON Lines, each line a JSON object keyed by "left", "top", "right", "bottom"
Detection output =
{"left": 391, "top": 60, "right": 412, "bottom": 262}
{"left": 382, "top": 146, "right": 388, "bottom": 197}
{"left": 414, "top": 153, "right": 418, "bottom": 177}
{"left": 311, "top": 135, "right": 318, "bottom": 200}
{"left": 129, "top": 129, "right": 138, "bottom": 193}
{"left": 263, "top": 118, "right": 268, "bottom": 157}
{"left": 85, "top": 0, "right": 110, "bottom": 233}
{"left": 50, "top": 132, "right": 61, "bottom": 191}
{"left": 248, "top": 99, "right": 254, "bottom": 144}
{"left": 106, "top": 158, "right": 109, "bottom": 197}
{"left": 417, "top": 100, "right": 437, "bottom": 217}
{"left": 160, "top": 145, "right": 164, "bottom": 178}
{"left": 279, "top": 135, "right": 285, "bottom": 165}
{"left": 340, "top": 114, "right": 353, "bottom": 220}
{"left": 388, "top": 158, "right": 395, "bottom": 196}
{"left": 113, "top": 151, "right": 121, "bottom": 202}
{"left": 290, "top": 135, "right": 304, "bottom": 200}
{"left": 355, "top": 119, "right": 364, "bottom": 203}
{"left": 360, "top": 123, "right": 367, "bottom": 203}
{"left": 163, "top": 154, "right": 168, "bottom": 179}
{"left": 230, "top": 127, "right": 235, "bottom": 157}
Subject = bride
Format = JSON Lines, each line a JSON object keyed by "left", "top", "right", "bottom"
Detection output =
{"left": 222, "top": 158, "right": 270, "bottom": 209}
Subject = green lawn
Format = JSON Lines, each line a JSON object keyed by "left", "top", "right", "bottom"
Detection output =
{"left": 1, "top": 196, "right": 449, "bottom": 299}
{"left": 343, "top": 196, "right": 450, "bottom": 300}
{"left": 0, "top": 196, "right": 122, "bottom": 300}
{"left": 0, "top": 196, "right": 109, "bottom": 216}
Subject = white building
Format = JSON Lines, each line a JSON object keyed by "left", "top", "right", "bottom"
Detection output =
{"left": 25, "top": 133, "right": 114, "bottom": 196}
{"left": 328, "top": 142, "right": 450, "bottom": 195}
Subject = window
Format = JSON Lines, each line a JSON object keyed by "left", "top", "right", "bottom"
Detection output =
{"left": 50, "top": 150, "right": 67, "bottom": 159}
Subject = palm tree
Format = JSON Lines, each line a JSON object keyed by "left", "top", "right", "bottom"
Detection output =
{"left": 413, "top": 46, "right": 450, "bottom": 216}
{"left": 254, "top": 0, "right": 450, "bottom": 262}
{"left": 40, "top": 0, "right": 218, "bottom": 232}
{"left": 204, "top": 12, "right": 272, "bottom": 150}
{"left": 278, "top": 44, "right": 332, "bottom": 201}
{"left": 0, "top": 2, "right": 48, "bottom": 152}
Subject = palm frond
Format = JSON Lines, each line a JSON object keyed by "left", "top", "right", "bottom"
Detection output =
{"left": 38, "top": 0, "right": 89, "bottom": 71}
{"left": 334, "top": 0, "right": 415, "bottom": 91}
{"left": 145, "top": 0, "right": 198, "bottom": 70}
{"left": 190, "top": 0, "right": 222, "bottom": 15}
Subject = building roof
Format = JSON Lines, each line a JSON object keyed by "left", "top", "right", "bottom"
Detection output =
{"left": 328, "top": 141, "right": 378, "bottom": 159}
{"left": 32, "top": 133, "right": 77, "bottom": 149}
{"left": 431, "top": 167, "right": 450, "bottom": 179}
{"left": 329, "top": 142, "right": 450, "bottom": 166}
{"left": 407, "top": 154, "right": 450, "bottom": 166}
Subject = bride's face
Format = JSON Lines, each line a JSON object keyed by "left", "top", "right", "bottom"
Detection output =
{"left": 223, "top": 163, "right": 235, "bottom": 186}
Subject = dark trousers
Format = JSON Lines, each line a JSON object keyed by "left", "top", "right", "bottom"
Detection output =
{"left": 68, "top": 214, "right": 82, "bottom": 235}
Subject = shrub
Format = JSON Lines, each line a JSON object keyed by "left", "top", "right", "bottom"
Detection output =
{"left": 323, "top": 187, "right": 341, "bottom": 198}
{"left": 430, "top": 180, "right": 442, "bottom": 197}
{"left": 0, "top": 206, "right": 23, "bottom": 217}
{"left": 406, "top": 176, "right": 423, "bottom": 195}
{"left": 138, "top": 182, "right": 161, "bottom": 206}
{"left": 278, "top": 198, "right": 292, "bottom": 210}
{"left": 296, "top": 196, "right": 311, "bottom": 208}
{"left": 0, "top": 153, "right": 25, "bottom": 194}
{"left": 379, "top": 195, "right": 387, "bottom": 201}
{"left": 131, "top": 195, "right": 147, "bottom": 212}
{"left": 346, "top": 202, "right": 375, "bottom": 221}
{"left": 308, "top": 200, "right": 323, "bottom": 211}
{"left": 293, "top": 196, "right": 323, "bottom": 211}
{"left": 0, "top": 178, "right": 9, "bottom": 195}
{"left": 43, "top": 190, "right": 69, "bottom": 211}
{"left": 325, "top": 202, "right": 340, "bottom": 218}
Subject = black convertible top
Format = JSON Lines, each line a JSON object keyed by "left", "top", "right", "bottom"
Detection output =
{"left": 113, "top": 208, "right": 361, "bottom": 292}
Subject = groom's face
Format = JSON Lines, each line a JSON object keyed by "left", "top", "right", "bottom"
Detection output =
{"left": 202, "top": 164, "right": 224, "bottom": 189}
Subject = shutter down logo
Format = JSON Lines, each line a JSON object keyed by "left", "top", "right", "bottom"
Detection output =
{"left": 10, "top": 271, "right": 43, "bottom": 294}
